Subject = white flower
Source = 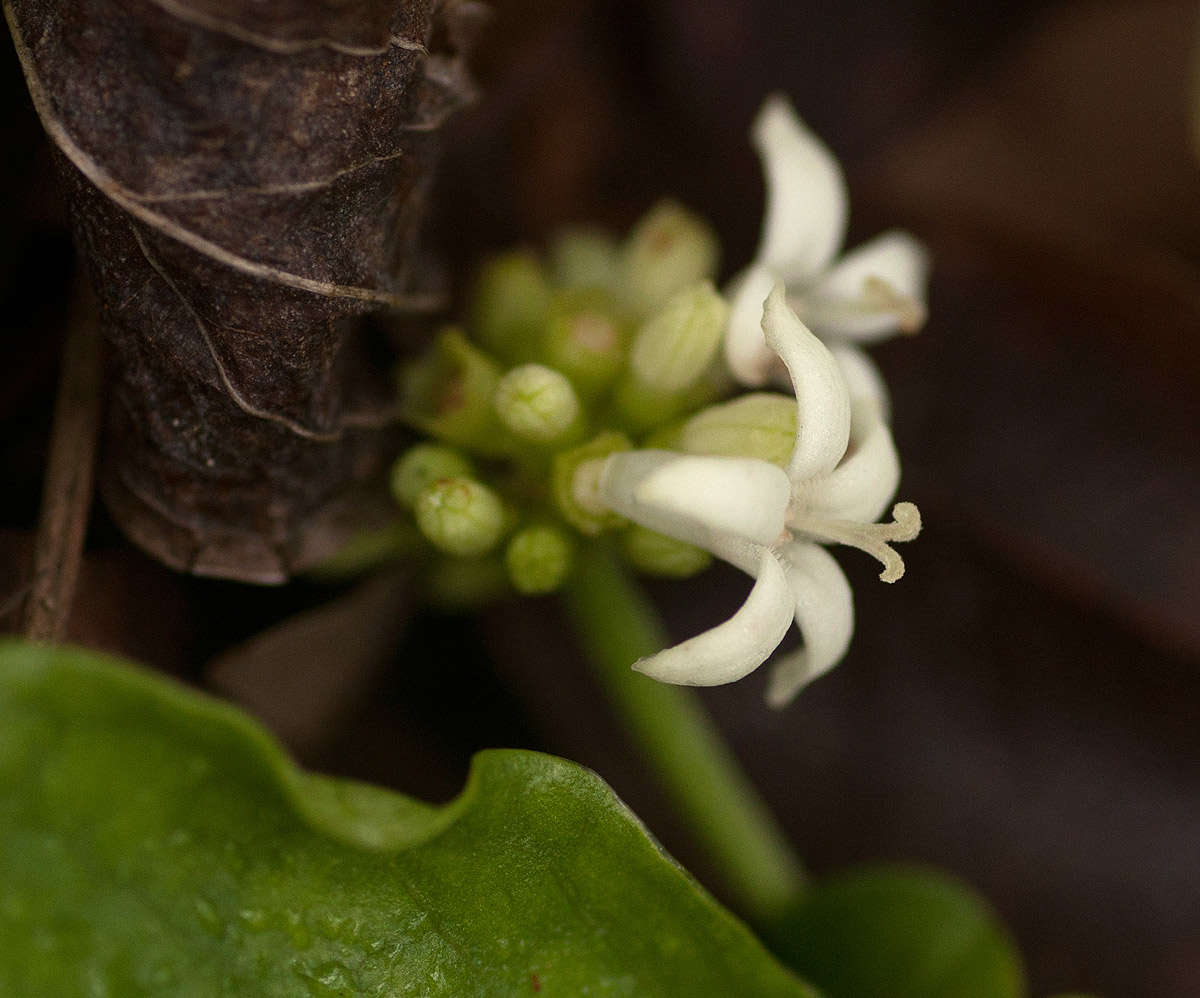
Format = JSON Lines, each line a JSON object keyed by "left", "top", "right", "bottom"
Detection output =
{"left": 574, "top": 287, "right": 920, "bottom": 706}
{"left": 725, "top": 95, "right": 930, "bottom": 391}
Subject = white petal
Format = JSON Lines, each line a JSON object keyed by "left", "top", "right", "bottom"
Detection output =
{"left": 634, "top": 542, "right": 794, "bottom": 686}
{"left": 773, "top": 342, "right": 891, "bottom": 419}
{"left": 814, "top": 231, "right": 929, "bottom": 305}
{"left": 800, "top": 231, "right": 929, "bottom": 342}
{"left": 830, "top": 343, "right": 891, "bottom": 421}
{"left": 598, "top": 450, "right": 790, "bottom": 548}
{"left": 723, "top": 264, "right": 780, "bottom": 387}
{"left": 765, "top": 542, "right": 854, "bottom": 707}
{"left": 752, "top": 94, "right": 848, "bottom": 283}
{"left": 762, "top": 285, "right": 851, "bottom": 483}
{"left": 799, "top": 398, "right": 900, "bottom": 523}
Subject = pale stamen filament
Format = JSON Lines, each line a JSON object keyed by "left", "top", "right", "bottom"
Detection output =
{"left": 786, "top": 501, "right": 921, "bottom": 583}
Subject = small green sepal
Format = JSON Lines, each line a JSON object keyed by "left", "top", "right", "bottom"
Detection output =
{"left": 552, "top": 431, "right": 632, "bottom": 535}
{"left": 399, "top": 329, "right": 509, "bottom": 456}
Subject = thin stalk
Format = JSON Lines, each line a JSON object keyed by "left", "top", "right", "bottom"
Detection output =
{"left": 564, "top": 544, "right": 805, "bottom": 924}
{"left": 23, "top": 285, "right": 103, "bottom": 642}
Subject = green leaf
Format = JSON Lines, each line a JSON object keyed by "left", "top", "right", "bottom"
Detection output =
{"left": 0, "top": 641, "right": 815, "bottom": 997}
{"left": 768, "top": 866, "right": 1026, "bottom": 998}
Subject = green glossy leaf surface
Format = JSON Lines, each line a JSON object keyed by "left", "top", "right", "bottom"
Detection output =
{"left": 0, "top": 641, "right": 815, "bottom": 997}
{"left": 769, "top": 866, "right": 1025, "bottom": 998}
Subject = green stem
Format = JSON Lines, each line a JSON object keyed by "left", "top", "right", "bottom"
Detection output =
{"left": 563, "top": 544, "right": 805, "bottom": 924}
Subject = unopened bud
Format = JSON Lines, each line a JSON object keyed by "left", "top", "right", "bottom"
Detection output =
{"left": 390, "top": 444, "right": 474, "bottom": 508}
{"left": 550, "top": 227, "right": 619, "bottom": 291}
{"left": 610, "top": 377, "right": 690, "bottom": 436}
{"left": 400, "top": 329, "right": 508, "bottom": 456}
{"left": 505, "top": 524, "right": 574, "bottom": 594}
{"left": 620, "top": 200, "right": 719, "bottom": 315}
{"left": 414, "top": 477, "right": 507, "bottom": 557}
{"left": 470, "top": 250, "right": 552, "bottom": 362}
{"left": 621, "top": 524, "right": 712, "bottom": 578}
{"left": 552, "top": 431, "right": 632, "bottom": 535}
{"left": 542, "top": 291, "right": 627, "bottom": 398}
{"left": 679, "top": 392, "right": 796, "bottom": 466}
{"left": 629, "top": 280, "right": 729, "bottom": 393}
{"left": 493, "top": 364, "right": 582, "bottom": 444}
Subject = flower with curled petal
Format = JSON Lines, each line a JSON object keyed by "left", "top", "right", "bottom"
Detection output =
{"left": 573, "top": 286, "right": 920, "bottom": 706}
{"left": 725, "top": 95, "right": 930, "bottom": 394}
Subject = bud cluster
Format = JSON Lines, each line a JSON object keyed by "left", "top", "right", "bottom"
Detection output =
{"left": 378, "top": 200, "right": 740, "bottom": 600}
{"left": 314, "top": 94, "right": 928, "bottom": 704}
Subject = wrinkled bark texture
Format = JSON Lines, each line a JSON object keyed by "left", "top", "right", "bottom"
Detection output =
{"left": 5, "top": 0, "right": 481, "bottom": 582}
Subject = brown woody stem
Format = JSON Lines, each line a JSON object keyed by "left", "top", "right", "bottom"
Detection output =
{"left": 23, "top": 284, "right": 103, "bottom": 642}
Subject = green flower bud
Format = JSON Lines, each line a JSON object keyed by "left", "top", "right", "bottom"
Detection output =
{"left": 390, "top": 444, "right": 475, "bottom": 508}
{"left": 621, "top": 524, "right": 712, "bottom": 578}
{"left": 505, "top": 524, "right": 574, "bottom": 594}
{"left": 629, "top": 280, "right": 729, "bottom": 393}
{"left": 414, "top": 477, "right": 507, "bottom": 557}
{"left": 551, "top": 431, "right": 632, "bottom": 535}
{"left": 399, "top": 329, "right": 508, "bottom": 456}
{"left": 610, "top": 376, "right": 691, "bottom": 436}
{"left": 541, "top": 290, "right": 627, "bottom": 398}
{"left": 619, "top": 199, "right": 719, "bottom": 316}
{"left": 549, "top": 227, "right": 620, "bottom": 291}
{"left": 470, "top": 250, "right": 552, "bottom": 362}
{"left": 679, "top": 392, "right": 797, "bottom": 466}
{"left": 493, "top": 364, "right": 582, "bottom": 444}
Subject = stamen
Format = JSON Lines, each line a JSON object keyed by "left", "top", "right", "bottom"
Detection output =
{"left": 787, "top": 501, "right": 921, "bottom": 582}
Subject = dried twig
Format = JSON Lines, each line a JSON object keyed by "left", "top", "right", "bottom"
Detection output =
{"left": 23, "top": 285, "right": 103, "bottom": 642}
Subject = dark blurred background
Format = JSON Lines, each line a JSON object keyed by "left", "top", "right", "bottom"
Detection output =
{"left": 3, "top": 2, "right": 1199, "bottom": 996}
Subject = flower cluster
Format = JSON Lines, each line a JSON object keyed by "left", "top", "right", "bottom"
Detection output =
{"left": 575, "top": 286, "right": 920, "bottom": 706}
{"left": 570, "top": 96, "right": 929, "bottom": 704}
{"left": 379, "top": 95, "right": 927, "bottom": 704}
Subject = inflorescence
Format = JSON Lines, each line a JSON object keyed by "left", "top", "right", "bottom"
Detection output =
{"left": 383, "top": 95, "right": 929, "bottom": 705}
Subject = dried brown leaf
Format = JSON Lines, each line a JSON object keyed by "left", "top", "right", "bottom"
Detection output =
{"left": 4, "top": 0, "right": 480, "bottom": 582}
